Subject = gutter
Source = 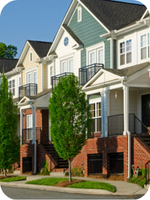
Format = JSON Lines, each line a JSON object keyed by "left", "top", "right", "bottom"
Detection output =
{"left": 120, "top": 77, "right": 131, "bottom": 180}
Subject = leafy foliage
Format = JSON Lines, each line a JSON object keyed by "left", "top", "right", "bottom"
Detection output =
{"left": 40, "top": 161, "right": 51, "bottom": 175}
{"left": 49, "top": 74, "right": 92, "bottom": 181}
{"left": 0, "top": 71, "right": 20, "bottom": 175}
{"left": 0, "top": 42, "right": 17, "bottom": 59}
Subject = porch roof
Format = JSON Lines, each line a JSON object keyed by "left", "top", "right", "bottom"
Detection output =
{"left": 104, "top": 62, "right": 150, "bottom": 77}
{"left": 27, "top": 88, "right": 52, "bottom": 100}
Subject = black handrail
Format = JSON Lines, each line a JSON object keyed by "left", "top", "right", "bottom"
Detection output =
{"left": 40, "top": 129, "right": 51, "bottom": 145}
{"left": 145, "top": 160, "right": 150, "bottom": 185}
{"left": 79, "top": 63, "right": 104, "bottom": 86}
{"left": 19, "top": 83, "right": 38, "bottom": 101}
{"left": 51, "top": 72, "right": 72, "bottom": 89}
{"left": 22, "top": 127, "right": 41, "bottom": 144}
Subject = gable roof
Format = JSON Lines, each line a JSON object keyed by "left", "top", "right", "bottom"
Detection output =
{"left": 0, "top": 58, "right": 18, "bottom": 73}
{"left": 28, "top": 40, "right": 52, "bottom": 58}
{"left": 104, "top": 62, "right": 150, "bottom": 77}
{"left": 80, "top": 0, "right": 147, "bottom": 31}
{"left": 62, "top": 24, "right": 84, "bottom": 45}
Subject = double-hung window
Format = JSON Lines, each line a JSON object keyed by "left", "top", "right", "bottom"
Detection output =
{"left": 120, "top": 39, "right": 132, "bottom": 65}
{"left": 8, "top": 80, "right": 15, "bottom": 96}
{"left": 90, "top": 102, "right": 101, "bottom": 133}
{"left": 26, "top": 70, "right": 37, "bottom": 96}
{"left": 60, "top": 58, "right": 74, "bottom": 73}
{"left": 26, "top": 115, "right": 33, "bottom": 140}
{"left": 141, "top": 33, "right": 150, "bottom": 60}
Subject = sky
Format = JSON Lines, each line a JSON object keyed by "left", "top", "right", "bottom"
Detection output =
{"left": 0, "top": 0, "right": 149, "bottom": 59}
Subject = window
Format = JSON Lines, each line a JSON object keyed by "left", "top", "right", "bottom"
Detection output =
{"left": 61, "top": 59, "right": 73, "bottom": 73}
{"left": 141, "top": 33, "right": 150, "bottom": 60}
{"left": 26, "top": 115, "right": 33, "bottom": 140}
{"left": 90, "top": 102, "right": 101, "bottom": 133}
{"left": 64, "top": 37, "right": 69, "bottom": 46}
{"left": 120, "top": 39, "right": 132, "bottom": 65}
{"left": 77, "top": 6, "right": 82, "bottom": 22}
{"left": 88, "top": 48, "right": 104, "bottom": 65}
{"left": 27, "top": 70, "right": 37, "bottom": 84}
{"left": 8, "top": 80, "right": 15, "bottom": 96}
{"left": 30, "top": 51, "right": 33, "bottom": 62}
{"left": 19, "top": 77, "right": 21, "bottom": 86}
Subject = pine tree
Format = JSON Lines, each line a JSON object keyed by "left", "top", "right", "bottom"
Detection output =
{"left": 0, "top": 71, "right": 20, "bottom": 176}
{"left": 49, "top": 74, "right": 92, "bottom": 182}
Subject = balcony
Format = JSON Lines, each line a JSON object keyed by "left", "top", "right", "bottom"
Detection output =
{"left": 51, "top": 72, "right": 72, "bottom": 89}
{"left": 79, "top": 63, "right": 104, "bottom": 86}
{"left": 19, "top": 83, "right": 38, "bottom": 101}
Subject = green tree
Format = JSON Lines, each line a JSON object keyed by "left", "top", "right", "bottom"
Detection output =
{"left": 0, "top": 71, "right": 20, "bottom": 176}
{"left": 49, "top": 74, "right": 92, "bottom": 182}
{"left": 0, "top": 42, "right": 17, "bottom": 59}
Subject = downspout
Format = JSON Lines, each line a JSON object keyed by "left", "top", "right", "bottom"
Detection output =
{"left": 121, "top": 78, "right": 131, "bottom": 179}
{"left": 29, "top": 100, "right": 37, "bottom": 175}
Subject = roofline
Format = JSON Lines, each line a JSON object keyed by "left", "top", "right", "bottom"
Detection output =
{"left": 140, "top": 9, "right": 149, "bottom": 20}
{"left": 0, "top": 66, "right": 23, "bottom": 77}
{"left": 15, "top": 40, "right": 40, "bottom": 68}
{"left": 77, "top": 0, "right": 110, "bottom": 32}
{"left": 100, "top": 15, "right": 150, "bottom": 38}
{"left": 47, "top": 0, "right": 77, "bottom": 56}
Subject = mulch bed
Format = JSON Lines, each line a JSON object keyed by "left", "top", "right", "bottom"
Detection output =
{"left": 88, "top": 174, "right": 124, "bottom": 181}
{"left": 55, "top": 179, "right": 85, "bottom": 187}
{"left": 0, "top": 175, "right": 17, "bottom": 180}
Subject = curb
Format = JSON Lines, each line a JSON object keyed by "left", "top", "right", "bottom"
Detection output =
{"left": 0, "top": 181, "right": 147, "bottom": 196}
{"left": 0, "top": 182, "right": 114, "bottom": 195}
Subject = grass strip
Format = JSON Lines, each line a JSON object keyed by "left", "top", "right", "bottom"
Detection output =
{"left": 0, "top": 176, "right": 26, "bottom": 182}
{"left": 68, "top": 181, "right": 116, "bottom": 193}
{"left": 26, "top": 178, "right": 69, "bottom": 186}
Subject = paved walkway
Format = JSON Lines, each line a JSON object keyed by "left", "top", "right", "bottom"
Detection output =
{"left": 0, "top": 174, "right": 149, "bottom": 197}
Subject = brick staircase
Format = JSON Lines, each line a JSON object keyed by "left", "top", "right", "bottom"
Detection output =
{"left": 43, "top": 143, "right": 68, "bottom": 169}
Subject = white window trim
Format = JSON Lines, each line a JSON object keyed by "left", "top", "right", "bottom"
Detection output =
{"left": 119, "top": 39, "right": 132, "bottom": 66}
{"left": 26, "top": 114, "right": 33, "bottom": 140}
{"left": 86, "top": 42, "right": 105, "bottom": 66}
{"left": 60, "top": 57, "right": 74, "bottom": 74}
{"left": 25, "top": 67, "right": 38, "bottom": 84}
{"left": 140, "top": 33, "right": 150, "bottom": 61}
{"left": 8, "top": 79, "right": 15, "bottom": 96}
{"left": 77, "top": 6, "right": 82, "bottom": 22}
{"left": 89, "top": 100, "right": 101, "bottom": 133}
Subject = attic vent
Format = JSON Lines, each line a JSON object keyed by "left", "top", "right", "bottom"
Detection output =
{"left": 77, "top": 6, "right": 82, "bottom": 22}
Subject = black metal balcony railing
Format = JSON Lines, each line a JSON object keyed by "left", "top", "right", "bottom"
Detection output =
{"left": 51, "top": 72, "right": 72, "bottom": 89}
{"left": 79, "top": 63, "right": 104, "bottom": 86}
{"left": 108, "top": 113, "right": 149, "bottom": 137}
{"left": 19, "top": 83, "right": 38, "bottom": 101}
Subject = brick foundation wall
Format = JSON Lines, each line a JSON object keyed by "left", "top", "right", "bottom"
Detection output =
{"left": 20, "top": 144, "right": 34, "bottom": 174}
{"left": 71, "top": 136, "right": 128, "bottom": 181}
{"left": 132, "top": 136, "right": 150, "bottom": 169}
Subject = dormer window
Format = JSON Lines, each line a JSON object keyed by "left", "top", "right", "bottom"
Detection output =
{"left": 30, "top": 51, "right": 33, "bottom": 62}
{"left": 77, "top": 6, "right": 82, "bottom": 22}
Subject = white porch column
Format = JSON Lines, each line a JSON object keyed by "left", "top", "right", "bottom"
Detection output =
{"left": 20, "top": 109, "right": 23, "bottom": 145}
{"left": 123, "top": 86, "right": 129, "bottom": 135}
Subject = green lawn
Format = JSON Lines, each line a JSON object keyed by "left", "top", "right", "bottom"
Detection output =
{"left": 0, "top": 176, "right": 26, "bottom": 182}
{"left": 68, "top": 181, "right": 116, "bottom": 193}
{"left": 26, "top": 178, "right": 115, "bottom": 192}
{"left": 26, "top": 178, "right": 69, "bottom": 186}
{"left": 128, "top": 176, "right": 150, "bottom": 188}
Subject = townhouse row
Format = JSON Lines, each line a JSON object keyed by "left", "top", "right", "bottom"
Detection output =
{"left": 0, "top": 0, "right": 150, "bottom": 180}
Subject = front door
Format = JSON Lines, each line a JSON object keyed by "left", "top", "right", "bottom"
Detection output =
{"left": 142, "top": 94, "right": 150, "bottom": 127}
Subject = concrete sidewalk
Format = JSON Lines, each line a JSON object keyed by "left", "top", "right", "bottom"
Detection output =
{"left": 0, "top": 175, "right": 149, "bottom": 197}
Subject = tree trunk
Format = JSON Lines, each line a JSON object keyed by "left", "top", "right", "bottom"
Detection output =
{"left": 4, "top": 169, "right": 7, "bottom": 177}
{"left": 68, "top": 158, "right": 72, "bottom": 183}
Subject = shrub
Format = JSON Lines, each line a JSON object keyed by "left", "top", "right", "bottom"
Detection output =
{"left": 40, "top": 161, "right": 50, "bottom": 176}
